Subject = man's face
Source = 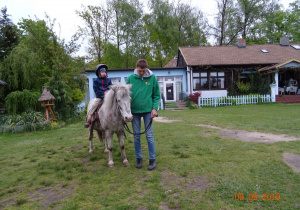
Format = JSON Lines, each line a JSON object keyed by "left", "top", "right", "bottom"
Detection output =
{"left": 137, "top": 67, "right": 146, "bottom": 77}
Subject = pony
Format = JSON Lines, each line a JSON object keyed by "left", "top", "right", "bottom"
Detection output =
{"left": 88, "top": 83, "right": 133, "bottom": 167}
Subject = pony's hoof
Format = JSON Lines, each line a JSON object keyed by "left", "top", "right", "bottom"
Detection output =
{"left": 108, "top": 161, "right": 114, "bottom": 167}
{"left": 104, "top": 149, "right": 109, "bottom": 154}
{"left": 123, "top": 159, "right": 129, "bottom": 165}
{"left": 89, "top": 149, "right": 93, "bottom": 153}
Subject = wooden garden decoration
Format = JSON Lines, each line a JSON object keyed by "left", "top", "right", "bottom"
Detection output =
{"left": 38, "top": 88, "right": 56, "bottom": 121}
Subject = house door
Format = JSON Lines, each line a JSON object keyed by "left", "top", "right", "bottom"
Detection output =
{"left": 165, "top": 82, "right": 175, "bottom": 101}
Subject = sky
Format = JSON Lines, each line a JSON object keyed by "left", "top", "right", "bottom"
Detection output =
{"left": 1, "top": 0, "right": 296, "bottom": 57}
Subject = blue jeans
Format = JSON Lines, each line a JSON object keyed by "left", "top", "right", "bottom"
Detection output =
{"left": 132, "top": 112, "right": 156, "bottom": 160}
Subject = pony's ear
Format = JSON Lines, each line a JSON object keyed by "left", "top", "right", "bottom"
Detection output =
{"left": 110, "top": 85, "right": 117, "bottom": 91}
{"left": 127, "top": 84, "right": 132, "bottom": 90}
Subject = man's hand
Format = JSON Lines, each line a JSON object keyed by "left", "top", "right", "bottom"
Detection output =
{"left": 151, "top": 109, "right": 157, "bottom": 119}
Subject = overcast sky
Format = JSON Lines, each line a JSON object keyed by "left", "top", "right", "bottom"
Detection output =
{"left": 2, "top": 0, "right": 296, "bottom": 57}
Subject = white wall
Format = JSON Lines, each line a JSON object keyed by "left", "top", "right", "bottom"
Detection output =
{"left": 83, "top": 68, "right": 186, "bottom": 101}
{"left": 195, "top": 90, "right": 228, "bottom": 98}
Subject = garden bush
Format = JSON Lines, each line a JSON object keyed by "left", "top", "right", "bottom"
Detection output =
{"left": 0, "top": 110, "right": 48, "bottom": 133}
{"left": 5, "top": 89, "right": 41, "bottom": 115}
{"left": 188, "top": 92, "right": 201, "bottom": 104}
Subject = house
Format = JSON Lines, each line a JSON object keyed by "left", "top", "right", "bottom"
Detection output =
{"left": 83, "top": 37, "right": 300, "bottom": 104}
{"left": 83, "top": 67, "right": 186, "bottom": 105}
{"left": 176, "top": 37, "right": 300, "bottom": 99}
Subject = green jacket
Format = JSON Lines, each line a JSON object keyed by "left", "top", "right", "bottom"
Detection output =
{"left": 126, "top": 69, "right": 160, "bottom": 114}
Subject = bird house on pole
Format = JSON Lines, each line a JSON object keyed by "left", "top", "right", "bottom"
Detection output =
{"left": 38, "top": 88, "right": 57, "bottom": 121}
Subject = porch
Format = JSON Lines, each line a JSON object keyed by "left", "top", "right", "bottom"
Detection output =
{"left": 260, "top": 59, "right": 300, "bottom": 103}
{"left": 276, "top": 95, "right": 300, "bottom": 103}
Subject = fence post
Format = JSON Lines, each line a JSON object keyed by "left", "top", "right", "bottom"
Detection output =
{"left": 269, "top": 84, "right": 277, "bottom": 102}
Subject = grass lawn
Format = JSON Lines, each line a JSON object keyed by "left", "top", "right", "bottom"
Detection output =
{"left": 0, "top": 103, "right": 300, "bottom": 209}
{"left": 165, "top": 102, "right": 178, "bottom": 108}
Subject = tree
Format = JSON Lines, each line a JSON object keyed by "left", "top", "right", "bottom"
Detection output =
{"left": 107, "top": 0, "right": 143, "bottom": 68}
{"left": 211, "top": 0, "right": 240, "bottom": 45}
{"left": 0, "top": 6, "right": 19, "bottom": 61}
{"left": 76, "top": 5, "right": 106, "bottom": 64}
{"left": 250, "top": 0, "right": 285, "bottom": 44}
{"left": 236, "top": 0, "right": 269, "bottom": 39}
{"left": 102, "top": 42, "right": 124, "bottom": 68}
{"left": 45, "top": 65, "right": 73, "bottom": 121}
{"left": 286, "top": 0, "right": 300, "bottom": 42}
{"left": 174, "top": 1, "right": 207, "bottom": 47}
{"left": 0, "top": 15, "right": 85, "bottom": 117}
{"left": 144, "top": 0, "right": 178, "bottom": 66}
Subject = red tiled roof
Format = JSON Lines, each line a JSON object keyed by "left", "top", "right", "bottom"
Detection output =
{"left": 179, "top": 43, "right": 300, "bottom": 66}
{"left": 164, "top": 57, "right": 177, "bottom": 68}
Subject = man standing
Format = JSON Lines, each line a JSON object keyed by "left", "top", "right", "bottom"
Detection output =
{"left": 126, "top": 59, "right": 160, "bottom": 170}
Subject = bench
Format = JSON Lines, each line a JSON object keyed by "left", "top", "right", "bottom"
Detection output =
{"left": 289, "top": 86, "right": 298, "bottom": 95}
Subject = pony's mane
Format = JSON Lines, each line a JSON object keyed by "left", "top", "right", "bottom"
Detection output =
{"left": 102, "top": 88, "right": 115, "bottom": 110}
{"left": 101, "top": 83, "right": 130, "bottom": 110}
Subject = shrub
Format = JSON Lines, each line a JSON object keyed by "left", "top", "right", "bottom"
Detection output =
{"left": 0, "top": 110, "right": 47, "bottom": 133}
{"left": 5, "top": 89, "right": 41, "bottom": 115}
{"left": 236, "top": 81, "right": 251, "bottom": 94}
{"left": 188, "top": 101, "right": 198, "bottom": 109}
{"left": 184, "top": 96, "right": 191, "bottom": 107}
{"left": 188, "top": 92, "right": 201, "bottom": 104}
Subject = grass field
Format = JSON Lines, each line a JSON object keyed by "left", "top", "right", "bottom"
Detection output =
{"left": 164, "top": 102, "right": 178, "bottom": 109}
{"left": 0, "top": 103, "right": 300, "bottom": 209}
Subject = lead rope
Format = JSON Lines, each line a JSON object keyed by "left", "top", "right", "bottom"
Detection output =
{"left": 115, "top": 97, "right": 157, "bottom": 137}
{"left": 122, "top": 118, "right": 154, "bottom": 136}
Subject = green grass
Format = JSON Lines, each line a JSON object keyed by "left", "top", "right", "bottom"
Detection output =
{"left": 165, "top": 102, "right": 178, "bottom": 108}
{"left": 0, "top": 103, "right": 300, "bottom": 209}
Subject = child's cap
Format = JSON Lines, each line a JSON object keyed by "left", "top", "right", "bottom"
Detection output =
{"left": 95, "top": 64, "right": 108, "bottom": 77}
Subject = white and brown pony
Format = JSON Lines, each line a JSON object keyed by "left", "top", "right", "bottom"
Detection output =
{"left": 87, "top": 83, "right": 133, "bottom": 167}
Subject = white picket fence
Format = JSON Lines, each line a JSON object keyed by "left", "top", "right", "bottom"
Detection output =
{"left": 198, "top": 95, "right": 271, "bottom": 107}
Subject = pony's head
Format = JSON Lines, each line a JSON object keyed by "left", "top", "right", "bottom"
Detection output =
{"left": 110, "top": 83, "right": 133, "bottom": 122}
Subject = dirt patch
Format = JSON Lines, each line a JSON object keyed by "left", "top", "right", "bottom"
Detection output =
{"left": 160, "top": 171, "right": 212, "bottom": 193}
{"left": 283, "top": 153, "right": 300, "bottom": 173}
{"left": 159, "top": 170, "right": 213, "bottom": 209}
{"left": 28, "top": 185, "right": 74, "bottom": 205}
{"left": 192, "top": 124, "right": 300, "bottom": 143}
{"left": 82, "top": 157, "right": 90, "bottom": 164}
{"left": 1, "top": 185, "right": 74, "bottom": 209}
{"left": 153, "top": 117, "right": 181, "bottom": 123}
{"left": 154, "top": 117, "right": 299, "bottom": 143}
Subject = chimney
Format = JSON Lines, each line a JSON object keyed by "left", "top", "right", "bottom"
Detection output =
{"left": 237, "top": 39, "right": 246, "bottom": 48}
{"left": 280, "top": 36, "right": 289, "bottom": 46}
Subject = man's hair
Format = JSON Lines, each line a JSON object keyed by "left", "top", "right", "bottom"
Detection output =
{"left": 136, "top": 59, "right": 148, "bottom": 69}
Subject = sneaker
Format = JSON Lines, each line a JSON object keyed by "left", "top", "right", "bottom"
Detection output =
{"left": 148, "top": 159, "right": 157, "bottom": 170}
{"left": 135, "top": 158, "right": 142, "bottom": 169}
{"left": 84, "top": 120, "right": 91, "bottom": 128}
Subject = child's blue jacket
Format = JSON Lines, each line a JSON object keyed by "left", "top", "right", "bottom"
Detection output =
{"left": 93, "top": 77, "right": 112, "bottom": 98}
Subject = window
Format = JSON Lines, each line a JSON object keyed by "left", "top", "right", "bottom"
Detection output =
{"left": 291, "top": 45, "right": 300, "bottom": 50}
{"left": 193, "top": 71, "right": 225, "bottom": 90}
{"left": 110, "top": 77, "right": 121, "bottom": 84}
{"left": 165, "top": 76, "right": 174, "bottom": 81}
{"left": 193, "top": 72, "right": 208, "bottom": 89}
{"left": 210, "top": 72, "right": 225, "bottom": 89}
{"left": 157, "top": 76, "right": 164, "bottom": 82}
